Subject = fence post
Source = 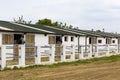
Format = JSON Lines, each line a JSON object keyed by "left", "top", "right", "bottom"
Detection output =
{"left": 95, "top": 45, "right": 99, "bottom": 57}
{"left": 116, "top": 44, "right": 119, "bottom": 54}
{"left": 106, "top": 44, "right": 110, "bottom": 56}
{"left": 118, "top": 44, "right": 120, "bottom": 54}
{"left": 80, "top": 46, "right": 84, "bottom": 59}
{"left": 89, "top": 45, "right": 92, "bottom": 58}
{"left": 61, "top": 45, "right": 66, "bottom": 62}
{"left": 19, "top": 45, "right": 25, "bottom": 67}
{"left": 35, "top": 46, "right": 40, "bottom": 64}
{"left": 71, "top": 45, "right": 75, "bottom": 61}
{"left": 50, "top": 45, "right": 55, "bottom": 63}
{"left": 1, "top": 45, "right": 6, "bottom": 70}
{"left": 79, "top": 46, "right": 81, "bottom": 59}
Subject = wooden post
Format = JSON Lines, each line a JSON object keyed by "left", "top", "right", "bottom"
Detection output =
{"left": 78, "top": 36, "right": 80, "bottom": 54}
{"left": 71, "top": 45, "right": 75, "bottom": 61}
{"left": 1, "top": 45, "right": 6, "bottom": 70}
{"left": 95, "top": 45, "right": 99, "bottom": 57}
{"left": 106, "top": 44, "right": 110, "bottom": 56}
{"left": 85, "top": 36, "right": 87, "bottom": 53}
{"left": 61, "top": 45, "right": 66, "bottom": 62}
{"left": 19, "top": 45, "right": 25, "bottom": 67}
{"left": 89, "top": 44, "right": 92, "bottom": 58}
{"left": 80, "top": 46, "right": 84, "bottom": 59}
{"left": 50, "top": 45, "right": 55, "bottom": 63}
{"left": 35, "top": 46, "right": 41, "bottom": 64}
{"left": 117, "top": 38, "right": 120, "bottom": 54}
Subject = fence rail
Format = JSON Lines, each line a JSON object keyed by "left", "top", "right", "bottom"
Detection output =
{"left": 0, "top": 44, "right": 120, "bottom": 69}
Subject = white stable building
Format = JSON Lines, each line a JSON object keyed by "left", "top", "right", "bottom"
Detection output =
{"left": 0, "top": 20, "right": 120, "bottom": 69}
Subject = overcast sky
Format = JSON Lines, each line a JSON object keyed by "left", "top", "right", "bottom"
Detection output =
{"left": 0, "top": 0, "right": 120, "bottom": 32}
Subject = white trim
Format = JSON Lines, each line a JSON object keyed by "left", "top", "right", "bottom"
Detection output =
{"left": 10, "top": 22, "right": 54, "bottom": 33}
{"left": 0, "top": 26, "right": 14, "bottom": 31}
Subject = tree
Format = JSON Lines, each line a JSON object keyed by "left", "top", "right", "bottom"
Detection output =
{"left": 13, "top": 16, "right": 32, "bottom": 24}
{"left": 36, "top": 18, "right": 76, "bottom": 29}
{"left": 96, "top": 30, "right": 101, "bottom": 32}
{"left": 69, "top": 25, "right": 73, "bottom": 29}
{"left": 36, "top": 18, "right": 52, "bottom": 26}
{"left": 52, "top": 21, "right": 59, "bottom": 27}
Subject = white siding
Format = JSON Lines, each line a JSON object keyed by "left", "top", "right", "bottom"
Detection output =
{"left": 62, "top": 36, "right": 78, "bottom": 46}
{"left": 111, "top": 38, "right": 118, "bottom": 45}
{"left": 35, "top": 34, "right": 49, "bottom": 46}
{"left": 97, "top": 38, "right": 106, "bottom": 45}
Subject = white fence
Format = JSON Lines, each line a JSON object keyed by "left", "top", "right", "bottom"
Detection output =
{"left": 0, "top": 44, "right": 120, "bottom": 69}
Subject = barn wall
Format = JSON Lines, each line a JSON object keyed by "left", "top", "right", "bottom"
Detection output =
{"left": 79, "top": 36, "right": 89, "bottom": 45}
{"left": 35, "top": 34, "right": 49, "bottom": 46}
{"left": 0, "top": 33, "right": 2, "bottom": 45}
{"left": 62, "top": 35, "right": 78, "bottom": 46}
{"left": 111, "top": 38, "right": 118, "bottom": 45}
{"left": 97, "top": 37, "right": 106, "bottom": 45}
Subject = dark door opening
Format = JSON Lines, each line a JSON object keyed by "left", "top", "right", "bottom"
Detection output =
{"left": 14, "top": 34, "right": 25, "bottom": 44}
{"left": 89, "top": 37, "right": 92, "bottom": 44}
{"left": 56, "top": 36, "right": 62, "bottom": 44}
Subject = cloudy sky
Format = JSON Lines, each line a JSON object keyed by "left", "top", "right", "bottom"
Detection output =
{"left": 0, "top": 0, "right": 120, "bottom": 32}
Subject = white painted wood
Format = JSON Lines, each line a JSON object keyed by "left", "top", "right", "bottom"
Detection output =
{"left": 19, "top": 45, "right": 25, "bottom": 67}
{"left": 80, "top": 47, "right": 84, "bottom": 59}
{"left": 71, "top": 45, "right": 75, "bottom": 61}
{"left": 89, "top": 45, "right": 92, "bottom": 58}
{"left": 61, "top": 45, "right": 66, "bottom": 62}
{"left": 106, "top": 44, "right": 110, "bottom": 56}
{"left": 35, "top": 46, "right": 40, "bottom": 64}
{"left": 1, "top": 45, "right": 6, "bottom": 70}
{"left": 95, "top": 45, "right": 99, "bottom": 57}
{"left": 50, "top": 45, "right": 55, "bottom": 63}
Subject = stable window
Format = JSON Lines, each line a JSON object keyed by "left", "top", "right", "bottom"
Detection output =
{"left": 112, "top": 40, "right": 115, "bottom": 43}
{"left": 2, "top": 34, "right": 14, "bottom": 44}
{"left": 64, "top": 36, "right": 68, "bottom": 42}
{"left": 71, "top": 37, "right": 74, "bottom": 42}
{"left": 98, "top": 40, "right": 102, "bottom": 43}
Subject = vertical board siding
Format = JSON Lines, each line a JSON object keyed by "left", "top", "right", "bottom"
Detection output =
{"left": 26, "top": 34, "right": 35, "bottom": 55}
{"left": 49, "top": 36, "right": 56, "bottom": 44}
{"left": 2, "top": 34, "right": 14, "bottom": 44}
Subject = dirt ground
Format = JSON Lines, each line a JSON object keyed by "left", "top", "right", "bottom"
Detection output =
{"left": 0, "top": 61, "right": 120, "bottom": 80}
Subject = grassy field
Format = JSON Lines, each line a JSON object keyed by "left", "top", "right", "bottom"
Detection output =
{"left": 1, "top": 55, "right": 120, "bottom": 80}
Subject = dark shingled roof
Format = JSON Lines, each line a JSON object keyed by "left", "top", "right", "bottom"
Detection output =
{"left": 0, "top": 20, "right": 120, "bottom": 38}
{"left": 0, "top": 21, "right": 52, "bottom": 34}
{"left": 25, "top": 24, "right": 85, "bottom": 36}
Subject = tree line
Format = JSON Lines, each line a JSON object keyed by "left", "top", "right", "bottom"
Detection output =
{"left": 13, "top": 16, "right": 102, "bottom": 32}
{"left": 13, "top": 16, "right": 79, "bottom": 29}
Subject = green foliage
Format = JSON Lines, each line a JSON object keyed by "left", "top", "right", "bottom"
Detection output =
{"left": 36, "top": 18, "right": 78, "bottom": 29}
{"left": 96, "top": 30, "right": 101, "bottom": 32}
{"left": 13, "top": 66, "right": 19, "bottom": 70}
{"left": 13, "top": 16, "right": 32, "bottom": 24}
{"left": 36, "top": 18, "right": 52, "bottom": 26}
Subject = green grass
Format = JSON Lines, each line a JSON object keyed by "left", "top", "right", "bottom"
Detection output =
{"left": 2, "top": 55, "right": 120, "bottom": 71}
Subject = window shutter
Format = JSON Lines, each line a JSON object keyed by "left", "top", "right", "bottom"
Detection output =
{"left": 93, "top": 37, "right": 97, "bottom": 44}
{"left": 49, "top": 36, "right": 56, "bottom": 44}
{"left": 109, "top": 38, "right": 111, "bottom": 44}
{"left": 2, "top": 34, "right": 14, "bottom": 44}
{"left": 26, "top": 34, "right": 35, "bottom": 46}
